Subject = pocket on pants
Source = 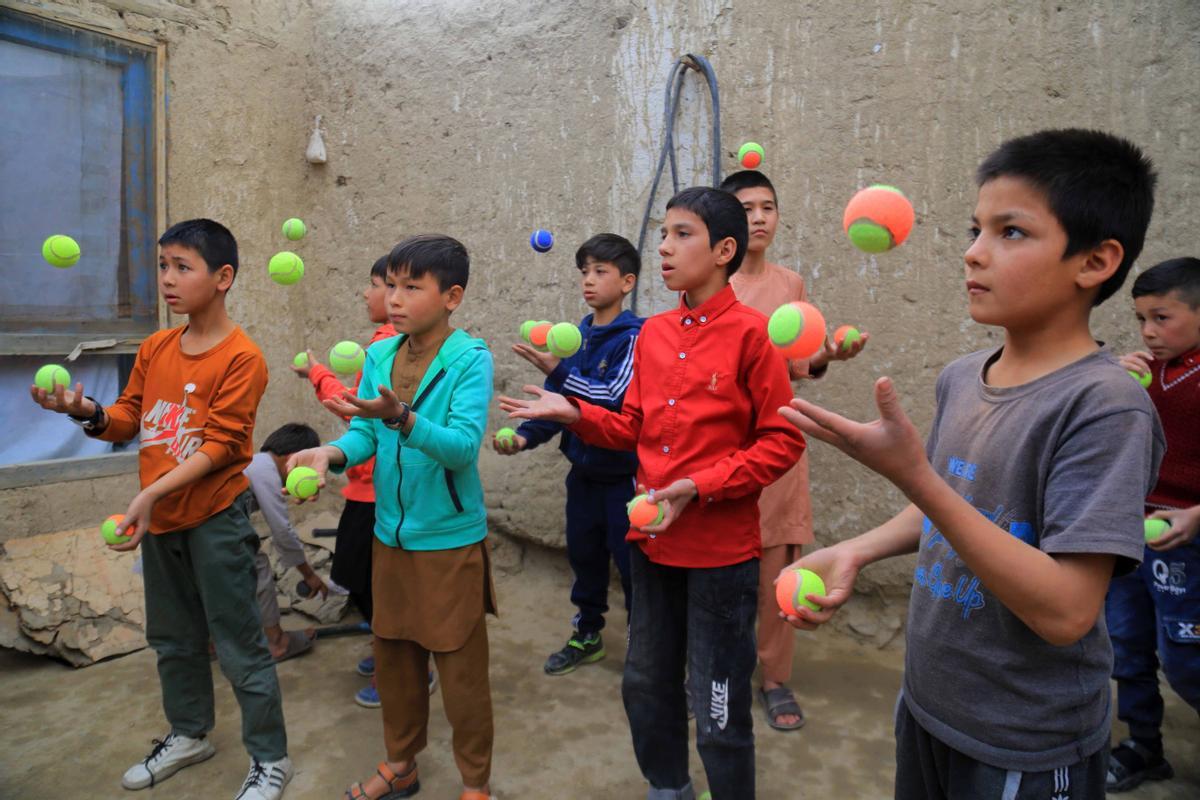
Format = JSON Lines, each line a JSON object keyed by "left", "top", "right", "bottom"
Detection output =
{"left": 1163, "top": 616, "right": 1200, "bottom": 645}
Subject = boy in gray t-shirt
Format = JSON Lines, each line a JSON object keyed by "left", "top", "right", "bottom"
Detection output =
{"left": 778, "top": 129, "right": 1163, "bottom": 799}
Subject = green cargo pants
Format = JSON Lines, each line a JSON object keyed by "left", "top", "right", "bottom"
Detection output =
{"left": 140, "top": 491, "right": 287, "bottom": 761}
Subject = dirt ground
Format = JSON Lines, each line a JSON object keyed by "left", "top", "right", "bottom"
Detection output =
{"left": 1, "top": 541, "right": 1196, "bottom": 799}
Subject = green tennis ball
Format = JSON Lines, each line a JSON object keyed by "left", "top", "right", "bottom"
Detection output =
{"left": 268, "top": 251, "right": 305, "bottom": 285}
{"left": 1128, "top": 370, "right": 1152, "bottom": 389}
{"left": 519, "top": 320, "right": 539, "bottom": 342}
{"left": 1144, "top": 518, "right": 1170, "bottom": 542}
{"left": 767, "top": 303, "right": 805, "bottom": 348}
{"left": 42, "top": 235, "right": 81, "bottom": 268}
{"left": 285, "top": 466, "right": 321, "bottom": 499}
{"left": 34, "top": 363, "right": 71, "bottom": 392}
{"left": 627, "top": 494, "right": 665, "bottom": 528}
{"left": 329, "top": 340, "right": 365, "bottom": 374}
{"left": 293, "top": 352, "right": 309, "bottom": 368}
{"left": 100, "top": 514, "right": 128, "bottom": 545}
{"left": 282, "top": 218, "right": 307, "bottom": 241}
{"left": 546, "top": 322, "right": 582, "bottom": 358}
{"left": 495, "top": 427, "right": 516, "bottom": 446}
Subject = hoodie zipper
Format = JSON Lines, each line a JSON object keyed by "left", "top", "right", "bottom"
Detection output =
{"left": 393, "top": 368, "right": 449, "bottom": 542}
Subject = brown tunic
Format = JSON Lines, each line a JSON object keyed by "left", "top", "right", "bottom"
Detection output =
{"left": 371, "top": 330, "right": 498, "bottom": 651}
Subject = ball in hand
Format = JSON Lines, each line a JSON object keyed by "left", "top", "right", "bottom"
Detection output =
{"left": 495, "top": 427, "right": 517, "bottom": 447}
{"left": 776, "top": 567, "right": 826, "bottom": 615}
{"left": 1144, "top": 518, "right": 1170, "bottom": 542}
{"left": 100, "top": 514, "right": 129, "bottom": 545}
{"left": 34, "top": 363, "right": 71, "bottom": 393}
{"left": 627, "top": 494, "right": 664, "bottom": 528}
{"left": 833, "top": 325, "right": 862, "bottom": 352}
{"left": 286, "top": 466, "right": 321, "bottom": 500}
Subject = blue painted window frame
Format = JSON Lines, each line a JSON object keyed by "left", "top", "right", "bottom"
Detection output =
{"left": 0, "top": 7, "right": 159, "bottom": 340}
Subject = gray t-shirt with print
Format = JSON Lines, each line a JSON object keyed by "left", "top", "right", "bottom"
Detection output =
{"left": 904, "top": 347, "right": 1164, "bottom": 772}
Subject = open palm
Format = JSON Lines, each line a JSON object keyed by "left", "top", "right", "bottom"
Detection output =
{"left": 497, "top": 385, "right": 580, "bottom": 424}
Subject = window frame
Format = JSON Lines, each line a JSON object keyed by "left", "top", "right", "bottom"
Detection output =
{"left": 0, "top": 7, "right": 166, "bottom": 489}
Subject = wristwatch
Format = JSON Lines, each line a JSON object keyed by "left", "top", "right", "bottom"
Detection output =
{"left": 382, "top": 402, "right": 411, "bottom": 431}
{"left": 67, "top": 396, "right": 106, "bottom": 433}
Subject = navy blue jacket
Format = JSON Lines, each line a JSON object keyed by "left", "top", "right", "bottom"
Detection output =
{"left": 517, "top": 309, "right": 643, "bottom": 480}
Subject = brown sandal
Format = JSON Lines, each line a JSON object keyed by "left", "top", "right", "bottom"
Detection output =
{"left": 344, "top": 762, "right": 419, "bottom": 799}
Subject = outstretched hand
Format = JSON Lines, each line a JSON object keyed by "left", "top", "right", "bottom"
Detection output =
{"left": 323, "top": 385, "right": 406, "bottom": 420}
{"left": 31, "top": 381, "right": 96, "bottom": 417}
{"left": 511, "top": 343, "right": 561, "bottom": 376}
{"left": 810, "top": 330, "right": 871, "bottom": 370}
{"left": 282, "top": 447, "right": 332, "bottom": 504}
{"left": 497, "top": 385, "right": 581, "bottom": 425}
{"left": 780, "top": 376, "right": 930, "bottom": 494}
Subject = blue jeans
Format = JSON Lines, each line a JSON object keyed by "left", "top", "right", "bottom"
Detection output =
{"left": 565, "top": 467, "right": 634, "bottom": 634}
{"left": 622, "top": 545, "right": 758, "bottom": 799}
{"left": 1105, "top": 541, "right": 1200, "bottom": 745}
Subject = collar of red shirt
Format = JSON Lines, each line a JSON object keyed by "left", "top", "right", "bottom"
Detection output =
{"left": 676, "top": 283, "right": 737, "bottom": 327}
{"left": 1161, "top": 346, "right": 1200, "bottom": 382}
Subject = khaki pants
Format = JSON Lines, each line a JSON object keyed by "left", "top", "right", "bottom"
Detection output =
{"left": 374, "top": 615, "right": 493, "bottom": 787}
{"left": 756, "top": 543, "right": 802, "bottom": 684}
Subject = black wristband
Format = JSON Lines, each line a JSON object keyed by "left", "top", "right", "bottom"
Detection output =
{"left": 67, "top": 396, "right": 105, "bottom": 431}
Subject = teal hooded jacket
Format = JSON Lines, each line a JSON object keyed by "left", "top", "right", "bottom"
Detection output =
{"left": 329, "top": 329, "right": 492, "bottom": 550}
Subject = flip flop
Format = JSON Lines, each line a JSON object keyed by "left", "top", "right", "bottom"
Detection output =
{"left": 273, "top": 629, "right": 314, "bottom": 663}
{"left": 759, "top": 685, "right": 805, "bottom": 731}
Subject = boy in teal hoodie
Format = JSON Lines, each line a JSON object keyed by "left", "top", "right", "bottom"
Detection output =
{"left": 286, "top": 235, "right": 496, "bottom": 800}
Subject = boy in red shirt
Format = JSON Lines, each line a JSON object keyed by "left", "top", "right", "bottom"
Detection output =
{"left": 31, "top": 219, "right": 291, "bottom": 799}
{"left": 1108, "top": 257, "right": 1200, "bottom": 792}
{"left": 291, "top": 254, "right": 396, "bottom": 706}
{"left": 501, "top": 187, "right": 806, "bottom": 799}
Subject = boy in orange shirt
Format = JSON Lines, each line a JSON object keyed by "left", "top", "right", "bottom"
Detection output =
{"left": 721, "top": 170, "right": 868, "bottom": 731}
{"left": 31, "top": 219, "right": 292, "bottom": 800}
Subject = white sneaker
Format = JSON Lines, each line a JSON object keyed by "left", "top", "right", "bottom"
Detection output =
{"left": 122, "top": 733, "right": 216, "bottom": 789}
{"left": 234, "top": 756, "right": 293, "bottom": 800}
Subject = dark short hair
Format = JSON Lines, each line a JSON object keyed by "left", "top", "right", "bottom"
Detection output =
{"left": 575, "top": 233, "right": 640, "bottom": 278}
{"left": 976, "top": 129, "right": 1157, "bottom": 306}
{"left": 665, "top": 187, "right": 749, "bottom": 276}
{"left": 260, "top": 423, "right": 320, "bottom": 456}
{"left": 388, "top": 234, "right": 469, "bottom": 292}
{"left": 370, "top": 254, "right": 390, "bottom": 281}
{"left": 720, "top": 170, "right": 778, "bottom": 205}
{"left": 158, "top": 218, "right": 238, "bottom": 278}
{"left": 1132, "top": 257, "right": 1200, "bottom": 308}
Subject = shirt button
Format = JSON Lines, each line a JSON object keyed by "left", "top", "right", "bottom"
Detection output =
{"left": 699, "top": 315, "right": 707, "bottom": 323}
{"left": 684, "top": 318, "right": 693, "bottom": 325}
{"left": 679, "top": 352, "right": 686, "bottom": 359}
{"left": 668, "top": 399, "right": 676, "bottom": 406}
{"left": 662, "top": 445, "right": 670, "bottom": 453}
{"left": 707, "top": 497, "right": 713, "bottom": 503}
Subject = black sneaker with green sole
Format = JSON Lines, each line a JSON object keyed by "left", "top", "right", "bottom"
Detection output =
{"left": 544, "top": 630, "right": 605, "bottom": 675}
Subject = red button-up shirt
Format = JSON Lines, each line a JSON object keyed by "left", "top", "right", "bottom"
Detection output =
{"left": 568, "top": 284, "right": 806, "bottom": 567}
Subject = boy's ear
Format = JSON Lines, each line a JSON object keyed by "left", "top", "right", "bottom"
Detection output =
{"left": 713, "top": 235, "right": 738, "bottom": 268}
{"left": 621, "top": 272, "right": 637, "bottom": 295}
{"left": 1074, "top": 239, "right": 1124, "bottom": 293}
{"left": 215, "top": 264, "right": 236, "bottom": 292}
{"left": 444, "top": 284, "right": 465, "bottom": 311}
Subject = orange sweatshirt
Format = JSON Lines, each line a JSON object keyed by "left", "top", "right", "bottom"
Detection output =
{"left": 94, "top": 325, "right": 268, "bottom": 533}
{"left": 306, "top": 323, "right": 396, "bottom": 502}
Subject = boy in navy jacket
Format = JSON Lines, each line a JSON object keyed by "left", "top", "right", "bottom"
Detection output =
{"left": 495, "top": 233, "right": 643, "bottom": 675}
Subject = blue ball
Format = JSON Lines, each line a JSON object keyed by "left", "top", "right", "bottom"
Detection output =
{"left": 530, "top": 229, "right": 554, "bottom": 253}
